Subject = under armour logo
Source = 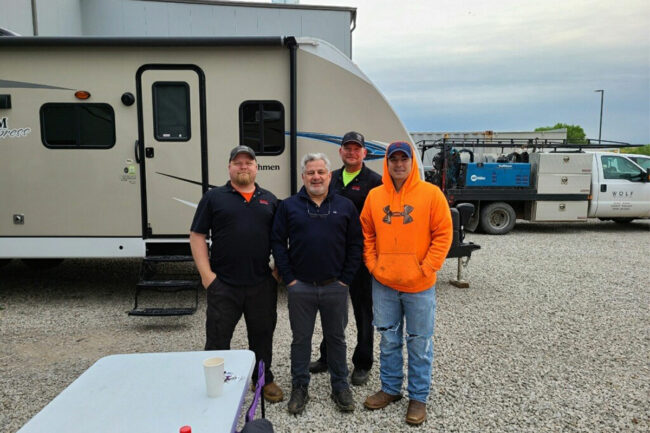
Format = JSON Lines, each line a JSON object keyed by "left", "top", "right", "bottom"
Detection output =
{"left": 382, "top": 205, "right": 414, "bottom": 224}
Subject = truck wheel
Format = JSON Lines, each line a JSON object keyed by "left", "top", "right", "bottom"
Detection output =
{"left": 611, "top": 217, "right": 635, "bottom": 224}
{"left": 21, "top": 258, "right": 65, "bottom": 270}
{"left": 480, "top": 202, "right": 516, "bottom": 235}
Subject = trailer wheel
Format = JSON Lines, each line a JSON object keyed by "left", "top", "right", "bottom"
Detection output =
{"left": 21, "top": 258, "right": 65, "bottom": 270}
{"left": 611, "top": 217, "right": 635, "bottom": 224}
{"left": 480, "top": 202, "right": 516, "bottom": 235}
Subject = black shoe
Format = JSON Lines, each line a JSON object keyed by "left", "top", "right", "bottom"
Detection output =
{"left": 287, "top": 385, "right": 309, "bottom": 415}
{"left": 308, "top": 359, "right": 328, "bottom": 374}
{"left": 331, "top": 387, "right": 355, "bottom": 412}
{"left": 350, "top": 368, "right": 370, "bottom": 386}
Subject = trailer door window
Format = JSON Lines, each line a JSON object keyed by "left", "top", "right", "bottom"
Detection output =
{"left": 152, "top": 82, "right": 191, "bottom": 141}
{"left": 239, "top": 101, "right": 284, "bottom": 155}
{"left": 601, "top": 155, "right": 644, "bottom": 181}
{"left": 40, "top": 103, "right": 115, "bottom": 149}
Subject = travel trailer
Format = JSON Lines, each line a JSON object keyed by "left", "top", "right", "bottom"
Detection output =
{"left": 0, "top": 35, "right": 427, "bottom": 313}
{"left": 0, "top": 36, "right": 414, "bottom": 262}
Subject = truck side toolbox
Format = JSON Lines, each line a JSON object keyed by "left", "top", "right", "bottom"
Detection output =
{"left": 529, "top": 201, "right": 589, "bottom": 221}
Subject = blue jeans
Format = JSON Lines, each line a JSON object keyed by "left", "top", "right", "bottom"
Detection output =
{"left": 372, "top": 277, "right": 436, "bottom": 403}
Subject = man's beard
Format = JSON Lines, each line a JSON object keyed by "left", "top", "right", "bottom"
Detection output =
{"left": 233, "top": 172, "right": 254, "bottom": 186}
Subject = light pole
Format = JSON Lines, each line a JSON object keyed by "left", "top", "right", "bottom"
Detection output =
{"left": 594, "top": 90, "right": 604, "bottom": 144}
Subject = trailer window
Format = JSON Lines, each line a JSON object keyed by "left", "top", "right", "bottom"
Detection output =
{"left": 153, "top": 82, "right": 190, "bottom": 141}
{"left": 239, "top": 101, "right": 284, "bottom": 155}
{"left": 601, "top": 155, "right": 644, "bottom": 181}
{"left": 40, "top": 103, "right": 115, "bottom": 149}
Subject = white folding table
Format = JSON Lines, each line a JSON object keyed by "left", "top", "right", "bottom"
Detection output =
{"left": 17, "top": 350, "right": 256, "bottom": 433}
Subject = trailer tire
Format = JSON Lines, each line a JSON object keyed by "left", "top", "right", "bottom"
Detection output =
{"left": 611, "top": 217, "right": 635, "bottom": 224}
{"left": 480, "top": 202, "right": 516, "bottom": 235}
{"left": 21, "top": 258, "right": 65, "bottom": 270}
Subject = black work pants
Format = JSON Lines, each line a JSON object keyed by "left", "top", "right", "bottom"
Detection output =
{"left": 205, "top": 275, "right": 278, "bottom": 383}
{"left": 317, "top": 267, "right": 374, "bottom": 370}
{"left": 288, "top": 280, "right": 350, "bottom": 392}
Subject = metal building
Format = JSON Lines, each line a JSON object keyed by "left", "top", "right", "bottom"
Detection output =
{"left": 0, "top": 0, "right": 356, "bottom": 57}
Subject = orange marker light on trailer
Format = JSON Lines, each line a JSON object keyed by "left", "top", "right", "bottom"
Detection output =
{"left": 75, "top": 90, "right": 91, "bottom": 100}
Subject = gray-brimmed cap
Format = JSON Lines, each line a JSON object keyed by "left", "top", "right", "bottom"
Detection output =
{"left": 229, "top": 145, "right": 256, "bottom": 161}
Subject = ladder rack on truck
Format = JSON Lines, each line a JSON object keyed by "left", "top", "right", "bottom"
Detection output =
{"left": 418, "top": 138, "right": 647, "bottom": 235}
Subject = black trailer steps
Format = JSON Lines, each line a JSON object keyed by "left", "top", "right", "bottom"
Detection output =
{"left": 128, "top": 251, "right": 200, "bottom": 317}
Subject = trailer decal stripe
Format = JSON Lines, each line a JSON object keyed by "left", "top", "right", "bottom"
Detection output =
{"left": 290, "top": 131, "right": 387, "bottom": 160}
{"left": 155, "top": 171, "right": 215, "bottom": 188}
{"left": 173, "top": 198, "right": 199, "bottom": 209}
{"left": 0, "top": 79, "right": 73, "bottom": 90}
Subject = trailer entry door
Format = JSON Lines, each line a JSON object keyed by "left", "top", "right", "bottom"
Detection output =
{"left": 139, "top": 68, "right": 205, "bottom": 237}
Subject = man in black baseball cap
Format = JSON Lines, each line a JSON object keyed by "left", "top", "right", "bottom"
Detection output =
{"left": 190, "top": 144, "right": 283, "bottom": 403}
{"left": 309, "top": 131, "right": 382, "bottom": 387}
{"left": 229, "top": 145, "right": 257, "bottom": 161}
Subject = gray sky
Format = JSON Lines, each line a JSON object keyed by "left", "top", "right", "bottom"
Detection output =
{"left": 304, "top": 0, "right": 649, "bottom": 144}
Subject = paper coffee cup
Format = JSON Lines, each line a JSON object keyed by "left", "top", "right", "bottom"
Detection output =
{"left": 203, "top": 357, "right": 224, "bottom": 398}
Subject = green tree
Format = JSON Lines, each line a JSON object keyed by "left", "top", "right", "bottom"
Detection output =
{"left": 535, "top": 123, "right": 586, "bottom": 144}
{"left": 621, "top": 145, "right": 650, "bottom": 156}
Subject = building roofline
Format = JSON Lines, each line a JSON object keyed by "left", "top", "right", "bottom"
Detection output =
{"left": 141, "top": 0, "right": 357, "bottom": 21}
{"left": 0, "top": 36, "right": 287, "bottom": 47}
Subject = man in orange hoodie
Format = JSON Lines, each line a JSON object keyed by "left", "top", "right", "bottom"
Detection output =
{"left": 360, "top": 141, "right": 453, "bottom": 426}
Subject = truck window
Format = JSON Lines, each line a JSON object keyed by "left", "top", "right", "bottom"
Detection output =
{"left": 152, "top": 82, "right": 190, "bottom": 141}
{"left": 629, "top": 156, "right": 650, "bottom": 170}
{"left": 601, "top": 155, "right": 644, "bottom": 181}
{"left": 40, "top": 103, "right": 115, "bottom": 149}
{"left": 239, "top": 101, "right": 284, "bottom": 155}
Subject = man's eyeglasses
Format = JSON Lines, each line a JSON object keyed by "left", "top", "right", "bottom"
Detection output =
{"left": 307, "top": 201, "right": 331, "bottom": 218}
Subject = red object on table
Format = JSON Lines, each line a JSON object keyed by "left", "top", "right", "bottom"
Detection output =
{"left": 180, "top": 426, "right": 191, "bottom": 433}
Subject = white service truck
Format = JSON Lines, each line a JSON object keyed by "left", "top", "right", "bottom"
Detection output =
{"left": 423, "top": 142, "right": 650, "bottom": 234}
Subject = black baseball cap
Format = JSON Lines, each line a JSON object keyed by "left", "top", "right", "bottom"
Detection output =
{"left": 341, "top": 131, "right": 365, "bottom": 147}
{"left": 229, "top": 145, "right": 256, "bottom": 161}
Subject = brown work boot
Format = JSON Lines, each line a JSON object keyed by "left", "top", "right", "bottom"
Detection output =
{"left": 363, "top": 390, "right": 402, "bottom": 410}
{"left": 405, "top": 399, "right": 427, "bottom": 425}
{"left": 263, "top": 382, "right": 284, "bottom": 403}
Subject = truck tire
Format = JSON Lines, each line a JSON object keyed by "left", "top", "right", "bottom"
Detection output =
{"left": 21, "top": 258, "right": 65, "bottom": 270}
{"left": 480, "top": 202, "right": 516, "bottom": 235}
{"left": 611, "top": 217, "right": 635, "bottom": 224}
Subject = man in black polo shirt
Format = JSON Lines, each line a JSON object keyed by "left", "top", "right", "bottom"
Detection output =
{"left": 190, "top": 145, "right": 283, "bottom": 403}
{"left": 271, "top": 153, "right": 363, "bottom": 414}
{"left": 310, "top": 131, "right": 382, "bottom": 386}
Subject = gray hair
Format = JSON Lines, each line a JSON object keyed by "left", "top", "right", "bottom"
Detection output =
{"left": 301, "top": 153, "right": 331, "bottom": 173}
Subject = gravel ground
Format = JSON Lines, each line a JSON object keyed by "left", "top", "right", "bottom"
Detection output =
{"left": 1, "top": 219, "right": 649, "bottom": 433}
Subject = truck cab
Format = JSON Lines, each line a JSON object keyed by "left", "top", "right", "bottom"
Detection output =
{"left": 589, "top": 152, "right": 650, "bottom": 220}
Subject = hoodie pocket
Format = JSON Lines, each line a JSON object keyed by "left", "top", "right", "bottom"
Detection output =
{"left": 373, "top": 253, "right": 424, "bottom": 288}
